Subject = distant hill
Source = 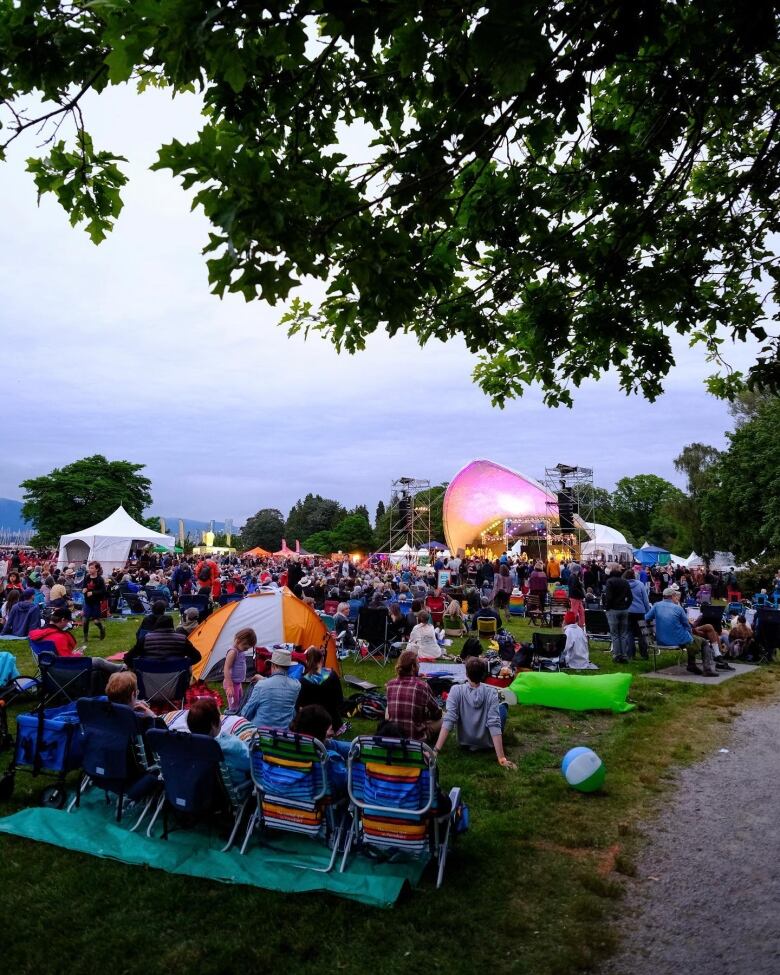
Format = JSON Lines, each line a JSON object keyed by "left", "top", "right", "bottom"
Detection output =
{"left": 0, "top": 498, "right": 30, "bottom": 531}
{"left": 0, "top": 499, "right": 239, "bottom": 540}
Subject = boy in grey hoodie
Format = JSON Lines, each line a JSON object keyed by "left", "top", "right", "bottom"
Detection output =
{"left": 433, "top": 657, "right": 516, "bottom": 769}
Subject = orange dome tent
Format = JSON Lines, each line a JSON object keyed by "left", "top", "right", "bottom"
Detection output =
{"left": 189, "top": 589, "right": 339, "bottom": 680}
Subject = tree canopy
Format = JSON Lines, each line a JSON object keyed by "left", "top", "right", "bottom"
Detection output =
{"left": 285, "top": 494, "right": 346, "bottom": 543}
{"left": 20, "top": 454, "right": 153, "bottom": 546}
{"left": 241, "top": 507, "right": 285, "bottom": 551}
{"left": 3, "top": 2, "right": 780, "bottom": 404}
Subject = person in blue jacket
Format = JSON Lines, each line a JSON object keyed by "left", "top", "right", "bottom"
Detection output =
{"left": 646, "top": 588, "right": 716, "bottom": 676}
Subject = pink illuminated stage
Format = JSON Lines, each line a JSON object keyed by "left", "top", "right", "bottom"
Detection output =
{"left": 443, "top": 459, "right": 556, "bottom": 554}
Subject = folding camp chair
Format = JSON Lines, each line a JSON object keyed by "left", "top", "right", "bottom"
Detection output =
{"left": 35, "top": 649, "right": 94, "bottom": 705}
{"left": 144, "top": 728, "right": 250, "bottom": 850}
{"left": 425, "top": 596, "right": 445, "bottom": 625}
{"left": 144, "top": 588, "right": 171, "bottom": 608}
{"left": 133, "top": 657, "right": 192, "bottom": 714}
{"left": 476, "top": 617, "right": 498, "bottom": 640}
{"left": 319, "top": 613, "right": 336, "bottom": 632}
{"left": 178, "top": 592, "right": 211, "bottom": 622}
{"left": 339, "top": 735, "right": 463, "bottom": 888}
{"left": 218, "top": 593, "right": 244, "bottom": 606}
{"left": 68, "top": 698, "right": 159, "bottom": 828}
{"left": 531, "top": 632, "right": 566, "bottom": 671}
{"left": 347, "top": 599, "right": 364, "bottom": 622}
{"left": 584, "top": 609, "right": 611, "bottom": 644}
{"left": 356, "top": 607, "right": 392, "bottom": 665}
{"left": 525, "top": 594, "right": 548, "bottom": 626}
{"left": 240, "top": 728, "right": 347, "bottom": 871}
{"left": 638, "top": 620, "right": 686, "bottom": 670}
{"left": 442, "top": 614, "right": 466, "bottom": 638}
{"left": 753, "top": 608, "right": 780, "bottom": 663}
{"left": 323, "top": 600, "right": 340, "bottom": 616}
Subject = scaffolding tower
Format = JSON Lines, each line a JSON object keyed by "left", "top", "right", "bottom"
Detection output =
{"left": 386, "top": 476, "right": 432, "bottom": 553}
{"left": 544, "top": 463, "right": 595, "bottom": 559}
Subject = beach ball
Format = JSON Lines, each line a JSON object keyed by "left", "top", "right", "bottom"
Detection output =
{"left": 561, "top": 747, "right": 605, "bottom": 793}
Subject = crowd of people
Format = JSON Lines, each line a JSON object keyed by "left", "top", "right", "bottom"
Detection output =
{"left": 3, "top": 543, "right": 777, "bottom": 790}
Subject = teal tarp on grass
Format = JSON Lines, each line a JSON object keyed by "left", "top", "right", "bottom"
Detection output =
{"left": 0, "top": 793, "right": 424, "bottom": 908}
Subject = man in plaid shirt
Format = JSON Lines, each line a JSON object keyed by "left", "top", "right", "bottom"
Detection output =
{"left": 385, "top": 650, "right": 442, "bottom": 742}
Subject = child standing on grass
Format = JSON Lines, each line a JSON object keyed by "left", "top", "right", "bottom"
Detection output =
{"left": 223, "top": 627, "right": 256, "bottom": 713}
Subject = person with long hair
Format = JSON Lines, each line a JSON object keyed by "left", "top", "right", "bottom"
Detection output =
{"left": 82, "top": 560, "right": 107, "bottom": 642}
{"left": 296, "top": 645, "right": 344, "bottom": 730}
{"left": 223, "top": 626, "right": 256, "bottom": 713}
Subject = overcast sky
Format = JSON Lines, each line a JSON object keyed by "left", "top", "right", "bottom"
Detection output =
{"left": 0, "top": 85, "right": 758, "bottom": 524}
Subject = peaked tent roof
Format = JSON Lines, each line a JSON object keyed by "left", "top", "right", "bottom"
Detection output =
{"left": 58, "top": 505, "right": 175, "bottom": 547}
{"left": 190, "top": 589, "right": 338, "bottom": 679}
{"left": 57, "top": 505, "right": 175, "bottom": 569}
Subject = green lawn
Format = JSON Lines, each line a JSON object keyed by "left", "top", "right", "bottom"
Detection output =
{"left": 1, "top": 616, "right": 778, "bottom": 975}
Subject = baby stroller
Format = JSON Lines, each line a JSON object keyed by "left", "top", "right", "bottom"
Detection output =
{"left": 0, "top": 652, "right": 87, "bottom": 807}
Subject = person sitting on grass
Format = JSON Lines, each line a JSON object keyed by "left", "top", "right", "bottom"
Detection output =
{"left": 385, "top": 649, "right": 442, "bottom": 744}
{"left": 433, "top": 656, "right": 516, "bottom": 769}
{"left": 289, "top": 703, "right": 348, "bottom": 796}
{"left": 562, "top": 609, "right": 597, "bottom": 670}
{"left": 408, "top": 609, "right": 443, "bottom": 659}
{"left": 1, "top": 587, "right": 41, "bottom": 637}
{"left": 186, "top": 697, "right": 251, "bottom": 798}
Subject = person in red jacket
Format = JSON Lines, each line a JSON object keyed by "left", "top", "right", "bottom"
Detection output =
{"left": 195, "top": 558, "right": 220, "bottom": 598}
{"left": 29, "top": 608, "right": 79, "bottom": 656}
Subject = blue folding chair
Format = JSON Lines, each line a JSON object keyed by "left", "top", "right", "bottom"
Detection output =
{"left": 133, "top": 657, "right": 192, "bottom": 714}
{"left": 178, "top": 593, "right": 211, "bottom": 622}
{"left": 69, "top": 698, "right": 159, "bottom": 827}
{"left": 217, "top": 593, "right": 244, "bottom": 606}
{"left": 144, "top": 729, "right": 250, "bottom": 850}
{"left": 240, "top": 728, "right": 347, "bottom": 871}
{"left": 339, "top": 735, "right": 463, "bottom": 888}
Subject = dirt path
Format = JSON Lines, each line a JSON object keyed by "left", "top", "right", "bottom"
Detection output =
{"left": 600, "top": 702, "right": 780, "bottom": 975}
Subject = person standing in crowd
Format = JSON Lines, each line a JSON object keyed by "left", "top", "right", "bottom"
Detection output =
{"left": 528, "top": 561, "right": 548, "bottom": 609}
{"left": 603, "top": 568, "right": 633, "bottom": 662}
{"left": 624, "top": 569, "right": 651, "bottom": 659}
{"left": 82, "top": 561, "right": 107, "bottom": 642}
{"left": 222, "top": 627, "right": 256, "bottom": 713}
{"left": 567, "top": 566, "right": 586, "bottom": 627}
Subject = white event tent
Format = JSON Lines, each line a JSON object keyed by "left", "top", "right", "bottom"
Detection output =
{"left": 57, "top": 505, "right": 175, "bottom": 571}
{"left": 580, "top": 523, "right": 634, "bottom": 562}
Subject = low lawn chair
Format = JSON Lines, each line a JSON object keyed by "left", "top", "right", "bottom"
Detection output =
{"left": 356, "top": 607, "right": 391, "bottom": 665}
{"left": 240, "top": 728, "right": 347, "bottom": 871}
{"left": 531, "top": 632, "right": 566, "bottom": 671}
{"left": 638, "top": 620, "right": 685, "bottom": 670}
{"left": 442, "top": 614, "right": 466, "bottom": 638}
{"left": 584, "top": 609, "right": 611, "bottom": 644}
{"left": 476, "top": 617, "right": 498, "bottom": 640}
{"left": 36, "top": 650, "right": 94, "bottom": 705}
{"left": 69, "top": 698, "right": 159, "bottom": 828}
{"left": 339, "top": 735, "right": 463, "bottom": 888}
{"left": 525, "top": 594, "right": 548, "bottom": 626}
{"left": 133, "top": 657, "right": 192, "bottom": 714}
{"left": 178, "top": 592, "right": 212, "bottom": 622}
{"left": 145, "top": 728, "right": 249, "bottom": 850}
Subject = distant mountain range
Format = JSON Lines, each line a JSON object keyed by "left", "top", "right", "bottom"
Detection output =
{"left": 0, "top": 499, "right": 239, "bottom": 539}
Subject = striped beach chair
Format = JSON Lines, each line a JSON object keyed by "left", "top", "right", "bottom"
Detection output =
{"left": 240, "top": 728, "right": 347, "bottom": 872}
{"left": 340, "top": 735, "right": 462, "bottom": 888}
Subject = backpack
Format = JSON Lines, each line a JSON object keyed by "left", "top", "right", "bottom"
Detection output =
{"left": 197, "top": 564, "right": 211, "bottom": 582}
{"left": 495, "top": 628, "right": 516, "bottom": 661}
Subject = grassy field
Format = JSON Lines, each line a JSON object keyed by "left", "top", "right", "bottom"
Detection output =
{"left": 1, "top": 615, "right": 778, "bottom": 975}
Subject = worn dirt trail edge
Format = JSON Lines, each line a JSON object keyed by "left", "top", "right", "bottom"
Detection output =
{"left": 600, "top": 701, "right": 780, "bottom": 975}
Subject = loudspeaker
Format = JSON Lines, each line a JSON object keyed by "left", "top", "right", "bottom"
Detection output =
{"left": 557, "top": 490, "right": 575, "bottom": 532}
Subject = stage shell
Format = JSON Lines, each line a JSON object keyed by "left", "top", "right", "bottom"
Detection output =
{"left": 443, "top": 459, "right": 556, "bottom": 555}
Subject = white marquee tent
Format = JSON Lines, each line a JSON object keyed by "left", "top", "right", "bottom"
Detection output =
{"left": 57, "top": 505, "right": 175, "bottom": 571}
{"left": 580, "top": 523, "right": 634, "bottom": 561}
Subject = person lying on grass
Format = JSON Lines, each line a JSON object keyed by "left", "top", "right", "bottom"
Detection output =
{"left": 433, "top": 656, "right": 516, "bottom": 770}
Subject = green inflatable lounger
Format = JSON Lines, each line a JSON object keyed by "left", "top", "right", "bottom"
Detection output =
{"left": 509, "top": 672, "right": 635, "bottom": 713}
